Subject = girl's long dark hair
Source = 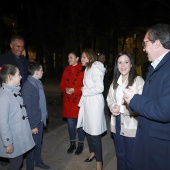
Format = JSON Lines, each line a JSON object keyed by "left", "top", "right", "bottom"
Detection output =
{"left": 113, "top": 52, "right": 137, "bottom": 89}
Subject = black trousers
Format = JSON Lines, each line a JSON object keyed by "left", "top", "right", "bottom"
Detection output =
{"left": 86, "top": 133, "right": 102, "bottom": 162}
{"left": 8, "top": 155, "right": 23, "bottom": 170}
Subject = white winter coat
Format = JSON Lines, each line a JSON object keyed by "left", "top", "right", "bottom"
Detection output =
{"left": 77, "top": 61, "right": 107, "bottom": 135}
{"left": 107, "top": 76, "right": 144, "bottom": 137}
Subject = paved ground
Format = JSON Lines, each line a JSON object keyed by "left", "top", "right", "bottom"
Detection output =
{"left": 0, "top": 76, "right": 117, "bottom": 170}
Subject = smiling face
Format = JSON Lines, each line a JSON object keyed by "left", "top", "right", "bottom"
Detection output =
{"left": 142, "top": 31, "right": 161, "bottom": 62}
{"left": 10, "top": 39, "right": 25, "bottom": 58}
{"left": 68, "top": 53, "right": 79, "bottom": 66}
{"left": 117, "top": 55, "right": 132, "bottom": 78}
{"left": 81, "top": 52, "right": 89, "bottom": 66}
{"left": 142, "top": 32, "right": 154, "bottom": 62}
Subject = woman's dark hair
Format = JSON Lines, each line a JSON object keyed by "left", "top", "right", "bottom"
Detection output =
{"left": 69, "top": 51, "right": 80, "bottom": 62}
{"left": 68, "top": 51, "right": 86, "bottom": 71}
{"left": 0, "top": 64, "right": 18, "bottom": 83}
{"left": 69, "top": 51, "right": 79, "bottom": 58}
{"left": 28, "top": 62, "right": 42, "bottom": 75}
{"left": 113, "top": 52, "right": 137, "bottom": 89}
{"left": 81, "top": 49, "right": 97, "bottom": 69}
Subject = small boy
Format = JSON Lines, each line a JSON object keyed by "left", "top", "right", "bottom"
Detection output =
{"left": 22, "top": 62, "right": 50, "bottom": 170}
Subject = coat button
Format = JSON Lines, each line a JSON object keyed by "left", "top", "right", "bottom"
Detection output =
{"left": 121, "top": 123, "right": 124, "bottom": 125}
{"left": 138, "top": 125, "right": 141, "bottom": 128}
{"left": 121, "top": 132, "right": 124, "bottom": 135}
{"left": 6, "top": 138, "right": 10, "bottom": 141}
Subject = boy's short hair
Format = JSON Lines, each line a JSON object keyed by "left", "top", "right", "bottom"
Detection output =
{"left": 28, "top": 62, "right": 42, "bottom": 76}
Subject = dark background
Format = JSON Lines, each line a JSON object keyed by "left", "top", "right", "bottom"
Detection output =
{"left": 0, "top": 0, "right": 170, "bottom": 75}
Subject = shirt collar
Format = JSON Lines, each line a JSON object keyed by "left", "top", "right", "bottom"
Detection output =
{"left": 117, "top": 75, "right": 128, "bottom": 87}
{"left": 151, "top": 51, "right": 170, "bottom": 69}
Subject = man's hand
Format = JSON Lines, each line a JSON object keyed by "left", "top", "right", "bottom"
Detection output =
{"left": 123, "top": 86, "right": 137, "bottom": 104}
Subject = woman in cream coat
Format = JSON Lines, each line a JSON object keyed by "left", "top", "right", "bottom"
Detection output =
{"left": 106, "top": 52, "right": 144, "bottom": 170}
{"left": 77, "top": 49, "right": 106, "bottom": 170}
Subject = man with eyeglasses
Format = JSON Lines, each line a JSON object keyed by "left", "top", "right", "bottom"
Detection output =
{"left": 123, "top": 24, "right": 170, "bottom": 170}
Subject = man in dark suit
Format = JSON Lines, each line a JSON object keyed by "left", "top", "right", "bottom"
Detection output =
{"left": 0, "top": 35, "right": 29, "bottom": 166}
{"left": 0, "top": 35, "right": 29, "bottom": 86}
{"left": 123, "top": 24, "right": 170, "bottom": 170}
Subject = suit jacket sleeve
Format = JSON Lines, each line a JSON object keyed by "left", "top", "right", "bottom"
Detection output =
{"left": 130, "top": 73, "right": 170, "bottom": 122}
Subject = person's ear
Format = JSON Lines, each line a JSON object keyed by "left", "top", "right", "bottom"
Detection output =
{"left": 7, "top": 74, "right": 13, "bottom": 82}
{"left": 154, "top": 39, "right": 161, "bottom": 48}
{"left": 10, "top": 43, "right": 13, "bottom": 49}
{"left": 35, "top": 70, "right": 39, "bottom": 75}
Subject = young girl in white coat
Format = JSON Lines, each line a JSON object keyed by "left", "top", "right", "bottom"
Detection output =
{"left": 77, "top": 49, "right": 107, "bottom": 170}
{"left": 107, "top": 52, "right": 144, "bottom": 170}
{"left": 0, "top": 64, "right": 35, "bottom": 170}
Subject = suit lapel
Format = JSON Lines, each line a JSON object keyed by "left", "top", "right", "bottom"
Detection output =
{"left": 145, "top": 66, "right": 154, "bottom": 81}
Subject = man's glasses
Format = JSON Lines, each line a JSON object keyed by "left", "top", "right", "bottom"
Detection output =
{"left": 142, "top": 40, "right": 152, "bottom": 48}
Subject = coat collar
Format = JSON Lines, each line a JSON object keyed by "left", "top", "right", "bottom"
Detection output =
{"left": 2, "top": 83, "right": 21, "bottom": 93}
{"left": 154, "top": 51, "right": 170, "bottom": 71}
{"left": 146, "top": 51, "right": 170, "bottom": 80}
{"left": 117, "top": 75, "right": 128, "bottom": 87}
{"left": 65, "top": 62, "right": 82, "bottom": 72}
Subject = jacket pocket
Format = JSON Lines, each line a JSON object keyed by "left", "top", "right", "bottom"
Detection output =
{"left": 149, "top": 128, "right": 170, "bottom": 140}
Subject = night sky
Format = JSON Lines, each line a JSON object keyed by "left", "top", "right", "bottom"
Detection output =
{"left": 1, "top": 0, "right": 170, "bottom": 64}
{"left": 2, "top": 0, "right": 170, "bottom": 28}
